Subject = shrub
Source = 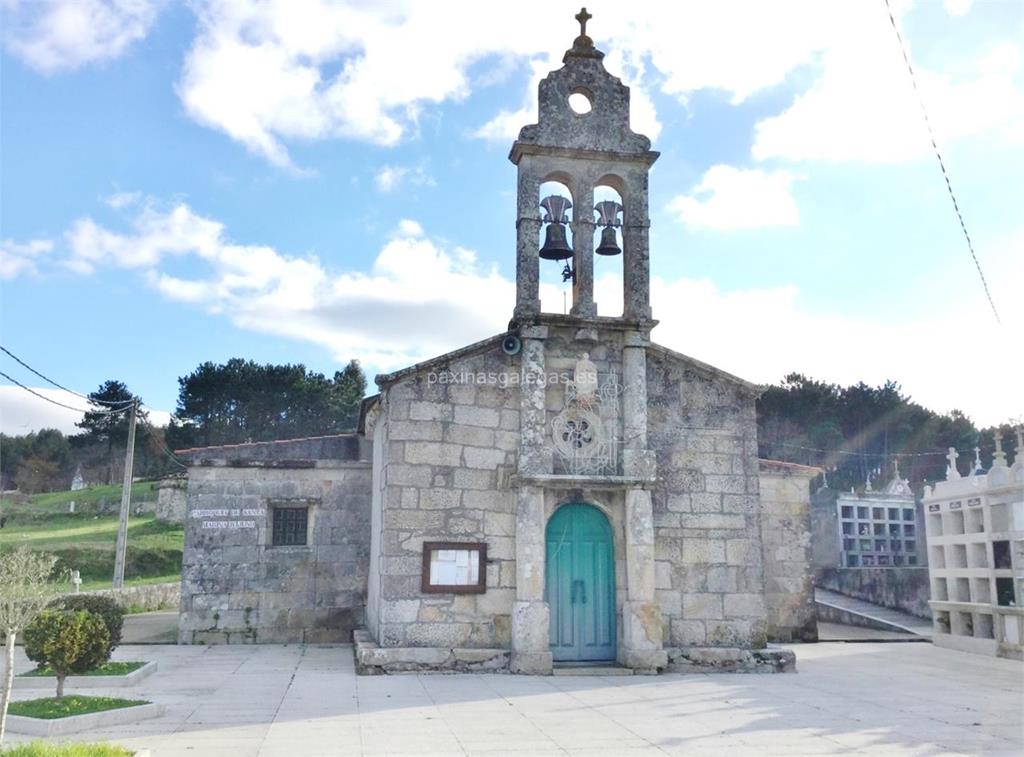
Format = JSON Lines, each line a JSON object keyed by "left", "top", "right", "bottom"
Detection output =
{"left": 48, "top": 595, "right": 124, "bottom": 655}
{"left": 23, "top": 611, "right": 110, "bottom": 699}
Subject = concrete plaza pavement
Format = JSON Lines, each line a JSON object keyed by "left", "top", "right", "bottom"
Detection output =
{"left": 4, "top": 641, "right": 1021, "bottom": 756}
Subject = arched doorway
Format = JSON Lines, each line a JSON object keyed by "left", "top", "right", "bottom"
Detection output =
{"left": 545, "top": 503, "right": 616, "bottom": 662}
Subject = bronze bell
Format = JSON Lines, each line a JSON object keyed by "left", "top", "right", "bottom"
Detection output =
{"left": 595, "top": 226, "right": 621, "bottom": 256}
{"left": 539, "top": 195, "right": 573, "bottom": 261}
{"left": 594, "top": 200, "right": 622, "bottom": 256}
{"left": 540, "top": 223, "right": 573, "bottom": 260}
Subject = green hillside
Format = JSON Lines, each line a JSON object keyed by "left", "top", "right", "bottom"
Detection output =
{"left": 0, "top": 483, "right": 182, "bottom": 590}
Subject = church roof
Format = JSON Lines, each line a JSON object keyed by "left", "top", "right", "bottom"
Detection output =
{"left": 647, "top": 341, "right": 762, "bottom": 396}
{"left": 176, "top": 434, "right": 367, "bottom": 465}
{"left": 373, "top": 333, "right": 506, "bottom": 389}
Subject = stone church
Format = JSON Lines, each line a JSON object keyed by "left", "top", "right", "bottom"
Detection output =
{"left": 177, "top": 11, "right": 817, "bottom": 674}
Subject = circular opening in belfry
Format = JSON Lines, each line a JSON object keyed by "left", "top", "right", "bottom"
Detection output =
{"left": 568, "top": 89, "right": 592, "bottom": 114}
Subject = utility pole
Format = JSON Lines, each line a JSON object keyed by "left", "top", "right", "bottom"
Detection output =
{"left": 112, "top": 398, "right": 138, "bottom": 589}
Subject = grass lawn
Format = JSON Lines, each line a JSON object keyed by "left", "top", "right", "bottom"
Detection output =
{"left": 19, "top": 662, "right": 146, "bottom": 678}
{"left": 0, "top": 741, "right": 132, "bottom": 757}
{"left": 0, "top": 483, "right": 157, "bottom": 515}
{"left": 0, "top": 510, "right": 182, "bottom": 587}
{"left": 0, "top": 515, "right": 180, "bottom": 551}
{"left": 7, "top": 696, "right": 148, "bottom": 720}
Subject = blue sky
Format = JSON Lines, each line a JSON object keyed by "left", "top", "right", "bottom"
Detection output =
{"left": 1, "top": 0, "right": 1022, "bottom": 436}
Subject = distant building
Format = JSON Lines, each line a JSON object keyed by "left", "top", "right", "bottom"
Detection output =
{"left": 923, "top": 433, "right": 1024, "bottom": 659}
{"left": 70, "top": 466, "right": 85, "bottom": 491}
{"left": 836, "top": 468, "right": 922, "bottom": 568}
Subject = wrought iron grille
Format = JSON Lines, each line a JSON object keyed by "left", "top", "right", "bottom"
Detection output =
{"left": 272, "top": 506, "right": 308, "bottom": 546}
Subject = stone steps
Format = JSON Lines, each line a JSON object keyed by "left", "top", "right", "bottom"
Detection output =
{"left": 552, "top": 664, "right": 634, "bottom": 676}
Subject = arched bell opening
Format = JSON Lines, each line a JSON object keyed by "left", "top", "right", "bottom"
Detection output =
{"left": 538, "top": 179, "right": 575, "bottom": 314}
{"left": 593, "top": 182, "right": 625, "bottom": 317}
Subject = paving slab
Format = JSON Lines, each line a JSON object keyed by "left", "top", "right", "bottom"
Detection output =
{"left": 1, "top": 641, "right": 1020, "bottom": 756}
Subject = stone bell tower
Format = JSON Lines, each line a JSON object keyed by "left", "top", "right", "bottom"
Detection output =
{"left": 510, "top": 7, "right": 659, "bottom": 321}
{"left": 508, "top": 10, "right": 667, "bottom": 675}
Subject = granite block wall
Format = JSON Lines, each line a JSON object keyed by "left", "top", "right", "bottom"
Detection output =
{"left": 372, "top": 342, "right": 522, "bottom": 649}
{"left": 646, "top": 346, "right": 768, "bottom": 649}
{"left": 179, "top": 438, "right": 371, "bottom": 644}
{"left": 759, "top": 462, "right": 818, "bottom": 642}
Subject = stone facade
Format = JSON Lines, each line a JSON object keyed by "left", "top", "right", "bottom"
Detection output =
{"left": 177, "top": 436, "right": 371, "bottom": 644}
{"left": 366, "top": 337, "right": 521, "bottom": 651}
{"left": 176, "top": 11, "right": 815, "bottom": 674}
{"left": 758, "top": 460, "right": 819, "bottom": 642}
{"left": 155, "top": 475, "right": 187, "bottom": 523}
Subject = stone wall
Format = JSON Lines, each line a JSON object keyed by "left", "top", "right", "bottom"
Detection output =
{"left": 178, "top": 436, "right": 371, "bottom": 644}
{"left": 156, "top": 476, "right": 187, "bottom": 523}
{"left": 810, "top": 488, "right": 842, "bottom": 570}
{"left": 646, "top": 345, "right": 768, "bottom": 649}
{"left": 816, "top": 567, "right": 931, "bottom": 620}
{"left": 759, "top": 461, "right": 818, "bottom": 642}
{"left": 371, "top": 337, "right": 521, "bottom": 649}
{"left": 369, "top": 327, "right": 781, "bottom": 660}
{"left": 77, "top": 582, "right": 180, "bottom": 612}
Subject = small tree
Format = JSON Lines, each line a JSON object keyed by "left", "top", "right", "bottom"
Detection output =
{"left": 50, "top": 595, "right": 124, "bottom": 657}
{"left": 23, "top": 610, "right": 110, "bottom": 700}
{"left": 0, "top": 548, "right": 59, "bottom": 743}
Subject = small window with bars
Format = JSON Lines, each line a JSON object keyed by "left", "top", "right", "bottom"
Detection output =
{"left": 272, "top": 506, "right": 308, "bottom": 546}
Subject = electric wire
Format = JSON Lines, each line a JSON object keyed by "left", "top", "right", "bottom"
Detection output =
{"left": 883, "top": 0, "right": 1000, "bottom": 324}
{"left": 138, "top": 408, "right": 188, "bottom": 470}
{"left": 0, "top": 370, "right": 130, "bottom": 416}
{"left": 0, "top": 345, "right": 135, "bottom": 407}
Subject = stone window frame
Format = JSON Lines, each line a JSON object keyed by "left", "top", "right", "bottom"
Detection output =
{"left": 420, "top": 541, "right": 488, "bottom": 595}
{"left": 266, "top": 498, "right": 319, "bottom": 549}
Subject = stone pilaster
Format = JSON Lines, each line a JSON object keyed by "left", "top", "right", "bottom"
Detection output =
{"left": 621, "top": 487, "right": 666, "bottom": 672}
{"left": 571, "top": 183, "right": 596, "bottom": 317}
{"left": 515, "top": 164, "right": 541, "bottom": 319}
{"left": 623, "top": 187, "right": 652, "bottom": 321}
{"left": 518, "top": 327, "right": 551, "bottom": 475}
{"left": 511, "top": 485, "right": 553, "bottom": 674}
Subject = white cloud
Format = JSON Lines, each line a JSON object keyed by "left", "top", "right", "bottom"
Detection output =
{"left": 752, "top": 8, "right": 1024, "bottom": 163}
{"left": 104, "top": 190, "right": 142, "bottom": 209}
{"left": 0, "top": 386, "right": 170, "bottom": 435}
{"left": 944, "top": 0, "right": 974, "bottom": 17}
{"left": 52, "top": 202, "right": 513, "bottom": 368}
{"left": 65, "top": 203, "right": 224, "bottom": 273}
{"left": 667, "top": 166, "right": 800, "bottom": 231}
{"left": 43, "top": 200, "right": 1021, "bottom": 426}
{"left": 1, "top": 0, "right": 161, "bottom": 74}
{"left": 374, "top": 163, "right": 436, "bottom": 193}
{"left": 0, "top": 238, "right": 54, "bottom": 279}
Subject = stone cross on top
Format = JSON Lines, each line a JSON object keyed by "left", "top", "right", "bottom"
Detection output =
{"left": 946, "top": 447, "right": 960, "bottom": 480}
{"left": 576, "top": 7, "right": 592, "bottom": 37}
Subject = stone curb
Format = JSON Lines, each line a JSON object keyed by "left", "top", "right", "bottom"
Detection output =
{"left": 354, "top": 630, "right": 509, "bottom": 674}
{"left": 666, "top": 646, "right": 797, "bottom": 673}
{"left": 6, "top": 702, "right": 165, "bottom": 736}
{"left": 14, "top": 661, "right": 158, "bottom": 690}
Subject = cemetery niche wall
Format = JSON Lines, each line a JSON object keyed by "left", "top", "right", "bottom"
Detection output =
{"left": 176, "top": 10, "right": 816, "bottom": 674}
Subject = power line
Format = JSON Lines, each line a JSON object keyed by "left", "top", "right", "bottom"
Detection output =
{"left": 0, "top": 370, "right": 130, "bottom": 416}
{"left": 0, "top": 345, "right": 135, "bottom": 407}
{"left": 138, "top": 409, "right": 187, "bottom": 470}
{"left": 883, "top": 0, "right": 1000, "bottom": 324}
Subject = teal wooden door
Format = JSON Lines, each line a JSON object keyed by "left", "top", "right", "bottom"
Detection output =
{"left": 546, "top": 503, "right": 616, "bottom": 662}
